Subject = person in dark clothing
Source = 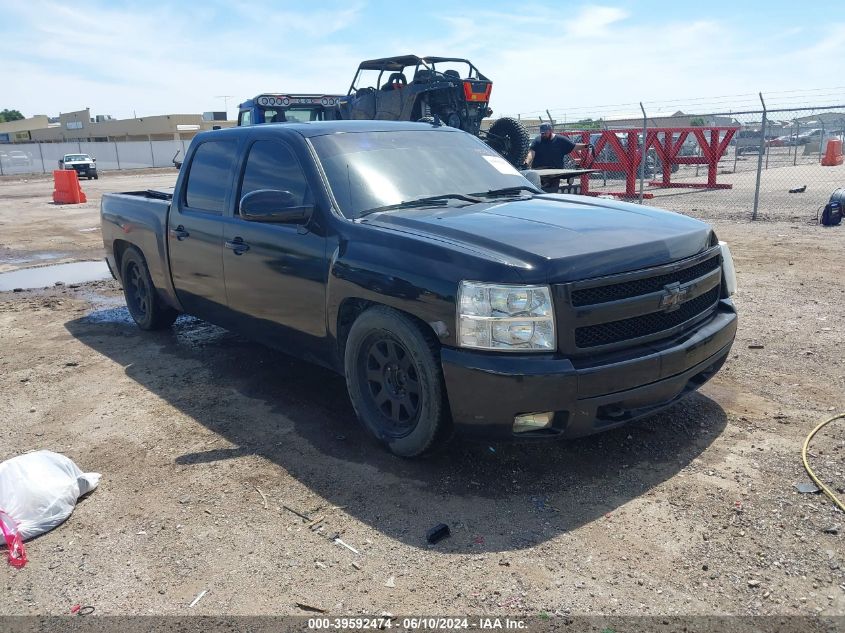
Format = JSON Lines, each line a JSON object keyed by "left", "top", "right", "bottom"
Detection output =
{"left": 525, "top": 122, "right": 589, "bottom": 192}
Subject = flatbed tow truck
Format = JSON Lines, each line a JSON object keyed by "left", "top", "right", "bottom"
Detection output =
{"left": 172, "top": 93, "right": 345, "bottom": 169}
{"left": 237, "top": 93, "right": 343, "bottom": 126}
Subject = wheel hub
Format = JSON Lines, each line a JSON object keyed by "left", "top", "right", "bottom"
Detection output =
{"left": 361, "top": 337, "right": 422, "bottom": 434}
{"left": 384, "top": 363, "right": 407, "bottom": 395}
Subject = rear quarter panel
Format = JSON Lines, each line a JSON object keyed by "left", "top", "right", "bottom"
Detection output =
{"left": 100, "top": 193, "right": 181, "bottom": 310}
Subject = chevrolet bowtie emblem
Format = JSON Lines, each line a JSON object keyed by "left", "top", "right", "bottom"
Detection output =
{"left": 659, "top": 282, "right": 688, "bottom": 312}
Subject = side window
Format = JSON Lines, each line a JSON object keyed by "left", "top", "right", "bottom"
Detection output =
{"left": 185, "top": 140, "right": 237, "bottom": 214}
{"left": 238, "top": 140, "right": 311, "bottom": 212}
{"left": 239, "top": 110, "right": 252, "bottom": 126}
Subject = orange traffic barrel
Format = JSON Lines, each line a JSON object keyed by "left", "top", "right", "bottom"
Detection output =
{"left": 52, "top": 170, "right": 87, "bottom": 204}
{"left": 822, "top": 139, "right": 844, "bottom": 166}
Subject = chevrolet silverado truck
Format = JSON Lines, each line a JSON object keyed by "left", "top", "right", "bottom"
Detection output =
{"left": 59, "top": 153, "right": 98, "bottom": 179}
{"left": 100, "top": 121, "right": 738, "bottom": 457}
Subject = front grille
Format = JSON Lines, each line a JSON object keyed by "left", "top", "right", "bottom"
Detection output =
{"left": 574, "top": 286, "right": 720, "bottom": 348}
{"left": 571, "top": 255, "right": 721, "bottom": 307}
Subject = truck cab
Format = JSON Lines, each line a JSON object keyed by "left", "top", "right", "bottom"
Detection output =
{"left": 237, "top": 94, "right": 343, "bottom": 126}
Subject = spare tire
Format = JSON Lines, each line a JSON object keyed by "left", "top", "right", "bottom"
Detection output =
{"left": 486, "top": 117, "right": 531, "bottom": 167}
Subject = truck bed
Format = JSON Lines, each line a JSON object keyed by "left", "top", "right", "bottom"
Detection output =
{"left": 120, "top": 188, "right": 175, "bottom": 201}
{"left": 100, "top": 190, "right": 173, "bottom": 299}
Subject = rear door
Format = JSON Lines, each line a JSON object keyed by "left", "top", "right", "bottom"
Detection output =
{"left": 168, "top": 138, "right": 238, "bottom": 324}
{"left": 221, "top": 136, "right": 328, "bottom": 358}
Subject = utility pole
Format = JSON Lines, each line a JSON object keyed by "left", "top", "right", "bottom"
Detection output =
{"left": 215, "top": 95, "right": 235, "bottom": 120}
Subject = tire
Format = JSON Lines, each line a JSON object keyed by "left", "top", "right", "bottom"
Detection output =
{"left": 120, "top": 247, "right": 178, "bottom": 330}
{"left": 486, "top": 116, "right": 531, "bottom": 167}
{"left": 344, "top": 306, "right": 448, "bottom": 457}
{"left": 94, "top": 174, "right": 99, "bottom": 180}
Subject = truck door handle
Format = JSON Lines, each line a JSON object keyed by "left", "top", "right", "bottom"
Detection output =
{"left": 225, "top": 237, "right": 250, "bottom": 255}
{"left": 169, "top": 226, "right": 190, "bottom": 241}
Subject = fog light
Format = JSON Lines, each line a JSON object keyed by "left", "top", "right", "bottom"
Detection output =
{"left": 513, "top": 412, "right": 554, "bottom": 433}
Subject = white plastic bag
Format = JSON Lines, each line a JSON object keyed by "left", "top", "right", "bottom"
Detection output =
{"left": 0, "top": 450, "right": 100, "bottom": 567}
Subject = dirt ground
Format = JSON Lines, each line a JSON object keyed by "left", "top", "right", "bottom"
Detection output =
{"left": 0, "top": 169, "right": 843, "bottom": 618}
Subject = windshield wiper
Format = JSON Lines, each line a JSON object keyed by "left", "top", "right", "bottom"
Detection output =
{"left": 357, "top": 193, "right": 483, "bottom": 219}
{"left": 470, "top": 185, "right": 539, "bottom": 198}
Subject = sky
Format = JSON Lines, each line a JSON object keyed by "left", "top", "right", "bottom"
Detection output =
{"left": 2, "top": 0, "right": 844, "bottom": 122}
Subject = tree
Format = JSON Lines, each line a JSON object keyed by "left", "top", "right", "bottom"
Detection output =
{"left": 689, "top": 117, "right": 706, "bottom": 127}
{"left": 571, "top": 118, "right": 603, "bottom": 130}
{"left": 0, "top": 109, "right": 24, "bottom": 123}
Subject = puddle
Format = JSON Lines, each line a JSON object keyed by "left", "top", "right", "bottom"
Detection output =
{"left": 82, "top": 306, "right": 135, "bottom": 325}
{"left": 0, "top": 251, "right": 69, "bottom": 265}
{"left": 0, "top": 261, "right": 112, "bottom": 291}
{"left": 78, "top": 291, "right": 125, "bottom": 309}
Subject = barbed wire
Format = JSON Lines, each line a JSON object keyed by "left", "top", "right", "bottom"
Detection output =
{"left": 506, "top": 87, "right": 845, "bottom": 122}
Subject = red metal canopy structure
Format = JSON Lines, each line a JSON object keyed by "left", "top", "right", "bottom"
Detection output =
{"left": 565, "top": 127, "right": 738, "bottom": 198}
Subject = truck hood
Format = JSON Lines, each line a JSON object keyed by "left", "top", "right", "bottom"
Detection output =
{"left": 361, "top": 195, "right": 714, "bottom": 282}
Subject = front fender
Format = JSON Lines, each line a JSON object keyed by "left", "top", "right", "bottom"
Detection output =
{"left": 325, "top": 223, "right": 526, "bottom": 356}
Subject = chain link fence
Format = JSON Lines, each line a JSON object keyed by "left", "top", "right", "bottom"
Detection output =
{"left": 0, "top": 139, "right": 189, "bottom": 176}
{"left": 515, "top": 102, "right": 845, "bottom": 223}
{"left": 3, "top": 98, "right": 843, "bottom": 223}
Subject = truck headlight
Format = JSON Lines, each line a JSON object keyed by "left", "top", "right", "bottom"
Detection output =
{"left": 458, "top": 282, "right": 555, "bottom": 351}
{"left": 718, "top": 241, "right": 737, "bottom": 297}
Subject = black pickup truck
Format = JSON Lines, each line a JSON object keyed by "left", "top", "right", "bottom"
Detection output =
{"left": 101, "top": 120, "right": 738, "bottom": 457}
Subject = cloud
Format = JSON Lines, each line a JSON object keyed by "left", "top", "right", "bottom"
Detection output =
{"left": 1, "top": 1, "right": 843, "bottom": 122}
{"left": 419, "top": 11, "right": 845, "bottom": 119}
{"left": 227, "top": 1, "right": 364, "bottom": 38}
{"left": 568, "top": 5, "right": 629, "bottom": 37}
{"left": 1, "top": 0, "right": 366, "bottom": 118}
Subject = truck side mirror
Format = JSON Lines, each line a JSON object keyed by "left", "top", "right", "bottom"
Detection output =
{"left": 239, "top": 189, "right": 311, "bottom": 223}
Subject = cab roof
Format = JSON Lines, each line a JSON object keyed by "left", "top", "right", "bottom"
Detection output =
{"left": 193, "top": 119, "right": 463, "bottom": 141}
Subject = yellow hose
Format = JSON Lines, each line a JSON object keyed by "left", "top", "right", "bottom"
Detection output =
{"left": 801, "top": 412, "right": 845, "bottom": 512}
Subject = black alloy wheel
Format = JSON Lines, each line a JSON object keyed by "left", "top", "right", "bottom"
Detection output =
{"left": 120, "top": 247, "right": 178, "bottom": 330}
{"left": 344, "top": 306, "right": 448, "bottom": 457}
{"left": 359, "top": 335, "right": 421, "bottom": 437}
{"left": 125, "top": 259, "right": 150, "bottom": 320}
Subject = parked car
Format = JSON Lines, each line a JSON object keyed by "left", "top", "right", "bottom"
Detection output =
{"left": 733, "top": 129, "right": 765, "bottom": 155}
{"left": 101, "top": 121, "right": 738, "bottom": 457}
{"left": 581, "top": 132, "right": 679, "bottom": 177}
{"left": 59, "top": 153, "right": 98, "bottom": 179}
{"left": 8, "top": 150, "right": 31, "bottom": 166}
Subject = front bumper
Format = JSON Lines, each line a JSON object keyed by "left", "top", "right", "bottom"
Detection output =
{"left": 441, "top": 299, "right": 737, "bottom": 440}
{"left": 68, "top": 166, "right": 97, "bottom": 176}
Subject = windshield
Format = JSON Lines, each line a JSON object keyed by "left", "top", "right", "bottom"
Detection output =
{"left": 282, "top": 107, "right": 324, "bottom": 123}
{"left": 261, "top": 107, "right": 324, "bottom": 123}
{"left": 64, "top": 154, "right": 90, "bottom": 162}
{"left": 310, "top": 130, "right": 535, "bottom": 219}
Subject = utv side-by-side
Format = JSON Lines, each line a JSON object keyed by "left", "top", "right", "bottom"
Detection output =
{"left": 336, "top": 55, "right": 530, "bottom": 166}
